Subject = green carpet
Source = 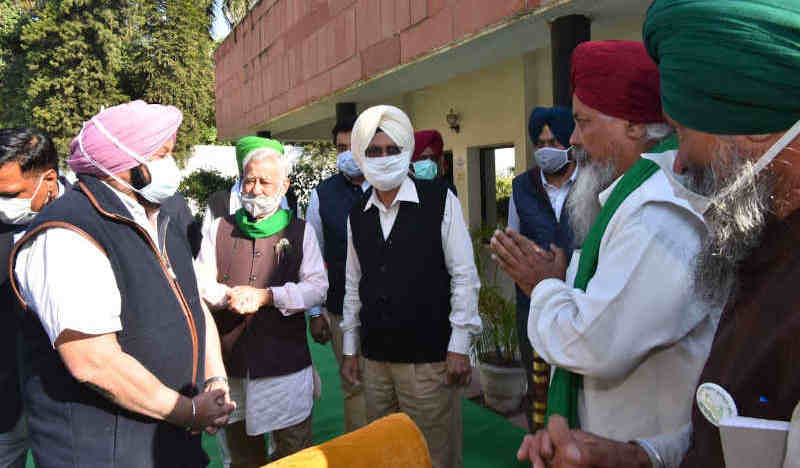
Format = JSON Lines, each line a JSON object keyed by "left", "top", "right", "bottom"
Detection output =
{"left": 28, "top": 332, "right": 528, "bottom": 467}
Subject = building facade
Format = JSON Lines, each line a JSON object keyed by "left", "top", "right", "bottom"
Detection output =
{"left": 214, "top": 0, "right": 653, "bottom": 229}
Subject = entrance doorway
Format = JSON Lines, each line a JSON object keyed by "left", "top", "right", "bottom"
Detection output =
{"left": 479, "top": 146, "right": 515, "bottom": 229}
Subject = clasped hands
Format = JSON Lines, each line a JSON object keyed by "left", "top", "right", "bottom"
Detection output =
{"left": 489, "top": 228, "right": 568, "bottom": 298}
{"left": 225, "top": 285, "right": 272, "bottom": 315}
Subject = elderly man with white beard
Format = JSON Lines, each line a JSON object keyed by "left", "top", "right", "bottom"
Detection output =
{"left": 339, "top": 105, "right": 482, "bottom": 468}
{"left": 491, "top": 40, "right": 722, "bottom": 462}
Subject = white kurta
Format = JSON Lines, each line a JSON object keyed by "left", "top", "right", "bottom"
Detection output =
{"left": 528, "top": 151, "right": 722, "bottom": 442}
{"left": 194, "top": 216, "right": 328, "bottom": 434}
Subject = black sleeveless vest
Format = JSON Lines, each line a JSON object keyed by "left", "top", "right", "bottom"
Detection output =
{"left": 10, "top": 175, "right": 207, "bottom": 468}
{"left": 349, "top": 179, "right": 452, "bottom": 363}
{"left": 317, "top": 173, "right": 365, "bottom": 316}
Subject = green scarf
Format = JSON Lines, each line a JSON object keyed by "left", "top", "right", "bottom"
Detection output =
{"left": 545, "top": 157, "right": 661, "bottom": 428}
{"left": 234, "top": 208, "right": 291, "bottom": 239}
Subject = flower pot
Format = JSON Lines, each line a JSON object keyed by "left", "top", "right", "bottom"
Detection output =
{"left": 477, "top": 361, "right": 527, "bottom": 414}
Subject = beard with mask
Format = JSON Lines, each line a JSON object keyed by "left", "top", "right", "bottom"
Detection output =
{"left": 683, "top": 139, "right": 775, "bottom": 306}
{"left": 565, "top": 147, "right": 619, "bottom": 246}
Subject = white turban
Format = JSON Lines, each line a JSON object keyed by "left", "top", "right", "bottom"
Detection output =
{"left": 351, "top": 105, "right": 415, "bottom": 167}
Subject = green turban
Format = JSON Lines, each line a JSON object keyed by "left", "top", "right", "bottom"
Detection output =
{"left": 235, "top": 136, "right": 284, "bottom": 174}
{"left": 644, "top": 0, "right": 800, "bottom": 135}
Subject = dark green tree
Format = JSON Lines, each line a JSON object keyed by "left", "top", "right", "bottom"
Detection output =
{"left": 20, "top": 0, "right": 129, "bottom": 153}
{"left": 127, "top": 0, "right": 216, "bottom": 163}
{"left": 0, "top": 0, "right": 35, "bottom": 127}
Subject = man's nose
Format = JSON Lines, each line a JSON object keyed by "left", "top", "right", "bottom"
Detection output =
{"left": 569, "top": 128, "right": 580, "bottom": 147}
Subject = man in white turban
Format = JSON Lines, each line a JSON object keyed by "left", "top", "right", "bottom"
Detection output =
{"left": 339, "top": 105, "right": 482, "bottom": 468}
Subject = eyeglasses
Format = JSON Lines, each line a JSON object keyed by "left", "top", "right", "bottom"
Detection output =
{"left": 365, "top": 145, "right": 402, "bottom": 158}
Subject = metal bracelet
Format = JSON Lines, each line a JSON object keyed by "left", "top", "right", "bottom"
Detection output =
{"left": 632, "top": 439, "right": 665, "bottom": 468}
{"left": 187, "top": 397, "right": 196, "bottom": 432}
{"left": 204, "top": 376, "right": 229, "bottom": 388}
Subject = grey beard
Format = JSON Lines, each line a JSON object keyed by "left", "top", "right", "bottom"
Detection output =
{"left": 566, "top": 148, "right": 618, "bottom": 246}
{"left": 686, "top": 143, "right": 775, "bottom": 306}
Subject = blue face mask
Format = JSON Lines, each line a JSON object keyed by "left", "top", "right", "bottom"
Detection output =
{"left": 412, "top": 159, "right": 438, "bottom": 180}
{"left": 337, "top": 151, "right": 363, "bottom": 178}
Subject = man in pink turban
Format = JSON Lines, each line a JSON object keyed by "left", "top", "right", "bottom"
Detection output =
{"left": 10, "top": 101, "right": 235, "bottom": 467}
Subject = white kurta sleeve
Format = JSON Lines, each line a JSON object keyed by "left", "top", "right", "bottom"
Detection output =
{"left": 441, "top": 190, "right": 482, "bottom": 355}
{"left": 194, "top": 217, "right": 230, "bottom": 309}
{"left": 528, "top": 203, "right": 708, "bottom": 379}
{"left": 304, "top": 188, "right": 325, "bottom": 318}
{"left": 14, "top": 228, "right": 122, "bottom": 347}
{"left": 635, "top": 423, "right": 693, "bottom": 468}
{"left": 271, "top": 224, "right": 329, "bottom": 315}
{"left": 507, "top": 194, "right": 521, "bottom": 232}
{"left": 341, "top": 217, "right": 362, "bottom": 356}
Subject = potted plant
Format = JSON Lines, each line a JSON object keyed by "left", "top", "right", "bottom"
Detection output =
{"left": 471, "top": 225, "right": 527, "bottom": 414}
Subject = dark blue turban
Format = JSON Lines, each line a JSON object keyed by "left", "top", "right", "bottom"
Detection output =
{"left": 528, "top": 107, "right": 574, "bottom": 148}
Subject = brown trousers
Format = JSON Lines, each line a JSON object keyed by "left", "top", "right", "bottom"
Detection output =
{"left": 224, "top": 415, "right": 313, "bottom": 468}
{"left": 325, "top": 309, "right": 368, "bottom": 433}
{"left": 363, "top": 358, "right": 463, "bottom": 468}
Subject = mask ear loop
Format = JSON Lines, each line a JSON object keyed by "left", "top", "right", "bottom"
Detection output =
{"left": 76, "top": 120, "right": 143, "bottom": 196}
{"left": 752, "top": 120, "right": 800, "bottom": 174}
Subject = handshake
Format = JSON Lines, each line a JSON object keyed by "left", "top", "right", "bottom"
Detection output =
{"left": 225, "top": 285, "right": 272, "bottom": 315}
{"left": 184, "top": 378, "right": 237, "bottom": 435}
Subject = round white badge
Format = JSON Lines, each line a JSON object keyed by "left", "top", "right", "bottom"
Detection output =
{"left": 696, "top": 383, "right": 738, "bottom": 427}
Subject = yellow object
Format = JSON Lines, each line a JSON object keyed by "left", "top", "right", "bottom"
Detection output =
{"left": 265, "top": 413, "right": 432, "bottom": 468}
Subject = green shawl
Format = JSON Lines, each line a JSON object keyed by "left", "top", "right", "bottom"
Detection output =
{"left": 234, "top": 208, "right": 291, "bottom": 239}
{"left": 544, "top": 157, "right": 661, "bottom": 428}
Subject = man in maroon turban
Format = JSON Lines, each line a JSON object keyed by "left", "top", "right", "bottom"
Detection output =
{"left": 489, "top": 41, "right": 721, "bottom": 465}
{"left": 411, "top": 130, "right": 457, "bottom": 195}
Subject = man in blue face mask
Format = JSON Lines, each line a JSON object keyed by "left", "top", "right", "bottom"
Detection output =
{"left": 304, "top": 115, "right": 370, "bottom": 434}
{"left": 410, "top": 130, "right": 458, "bottom": 196}
{"left": 0, "top": 128, "right": 66, "bottom": 468}
{"left": 505, "top": 106, "right": 578, "bottom": 432}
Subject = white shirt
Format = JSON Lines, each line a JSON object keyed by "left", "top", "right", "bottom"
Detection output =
{"left": 15, "top": 182, "right": 161, "bottom": 346}
{"left": 507, "top": 165, "right": 578, "bottom": 231}
{"left": 341, "top": 176, "right": 482, "bottom": 357}
{"left": 304, "top": 176, "right": 370, "bottom": 317}
{"left": 528, "top": 152, "right": 722, "bottom": 442}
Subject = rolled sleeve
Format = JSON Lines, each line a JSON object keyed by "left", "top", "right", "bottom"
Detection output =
{"left": 442, "top": 190, "right": 482, "bottom": 355}
{"left": 272, "top": 224, "right": 328, "bottom": 315}
{"left": 341, "top": 218, "right": 362, "bottom": 356}
{"left": 15, "top": 228, "right": 122, "bottom": 347}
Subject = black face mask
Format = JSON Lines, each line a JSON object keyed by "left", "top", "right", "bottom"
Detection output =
{"left": 129, "top": 165, "right": 150, "bottom": 190}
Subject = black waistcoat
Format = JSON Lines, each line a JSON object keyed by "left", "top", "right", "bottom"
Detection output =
{"left": 317, "top": 173, "right": 365, "bottom": 316}
{"left": 0, "top": 223, "right": 22, "bottom": 433}
{"left": 10, "top": 175, "right": 207, "bottom": 468}
{"left": 349, "top": 179, "right": 452, "bottom": 363}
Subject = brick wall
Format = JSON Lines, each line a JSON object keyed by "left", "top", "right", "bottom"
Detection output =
{"left": 215, "top": 0, "right": 537, "bottom": 139}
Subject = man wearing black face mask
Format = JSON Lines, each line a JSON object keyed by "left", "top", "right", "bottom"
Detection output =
{"left": 0, "top": 128, "right": 66, "bottom": 468}
{"left": 10, "top": 101, "right": 235, "bottom": 467}
{"left": 506, "top": 106, "right": 578, "bottom": 432}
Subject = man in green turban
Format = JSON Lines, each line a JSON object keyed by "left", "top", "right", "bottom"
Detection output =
{"left": 194, "top": 144, "right": 329, "bottom": 464}
{"left": 516, "top": 1, "right": 800, "bottom": 467}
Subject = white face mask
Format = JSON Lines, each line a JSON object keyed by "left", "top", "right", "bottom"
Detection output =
{"left": 136, "top": 156, "right": 182, "bottom": 204}
{"left": 674, "top": 120, "right": 800, "bottom": 215}
{"left": 361, "top": 151, "right": 412, "bottom": 191}
{"left": 0, "top": 174, "right": 45, "bottom": 225}
{"left": 240, "top": 191, "right": 283, "bottom": 219}
{"left": 77, "top": 118, "right": 181, "bottom": 205}
{"left": 534, "top": 147, "right": 571, "bottom": 174}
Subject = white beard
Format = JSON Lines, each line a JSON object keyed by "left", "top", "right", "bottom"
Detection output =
{"left": 566, "top": 148, "right": 619, "bottom": 246}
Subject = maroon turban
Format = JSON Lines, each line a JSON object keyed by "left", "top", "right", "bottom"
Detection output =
{"left": 571, "top": 40, "right": 664, "bottom": 123}
{"left": 412, "top": 130, "right": 445, "bottom": 168}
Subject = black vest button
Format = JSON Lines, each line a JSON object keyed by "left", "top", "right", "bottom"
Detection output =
{"left": 380, "top": 265, "right": 387, "bottom": 273}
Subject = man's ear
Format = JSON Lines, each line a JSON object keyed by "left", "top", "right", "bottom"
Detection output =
{"left": 624, "top": 121, "right": 647, "bottom": 141}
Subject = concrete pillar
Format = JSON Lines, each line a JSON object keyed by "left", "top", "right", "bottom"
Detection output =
{"left": 551, "top": 15, "right": 591, "bottom": 107}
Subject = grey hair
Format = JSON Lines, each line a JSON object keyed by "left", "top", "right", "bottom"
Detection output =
{"left": 242, "top": 148, "right": 292, "bottom": 178}
{"left": 645, "top": 123, "right": 674, "bottom": 143}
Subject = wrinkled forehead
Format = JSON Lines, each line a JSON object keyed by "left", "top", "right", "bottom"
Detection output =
{"left": 244, "top": 154, "right": 286, "bottom": 180}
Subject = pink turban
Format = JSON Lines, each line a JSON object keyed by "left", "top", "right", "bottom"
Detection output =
{"left": 68, "top": 100, "right": 183, "bottom": 176}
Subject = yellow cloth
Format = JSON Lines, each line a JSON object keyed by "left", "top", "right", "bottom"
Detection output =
{"left": 265, "top": 413, "right": 431, "bottom": 468}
